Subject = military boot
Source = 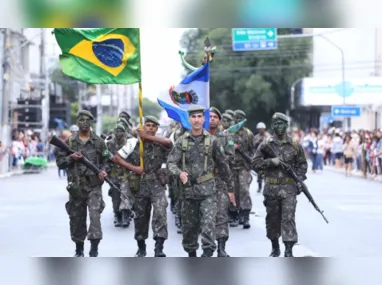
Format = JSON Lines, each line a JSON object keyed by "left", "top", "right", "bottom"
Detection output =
{"left": 114, "top": 212, "right": 122, "bottom": 227}
{"left": 242, "top": 210, "right": 251, "bottom": 229}
{"left": 135, "top": 240, "right": 147, "bottom": 257}
{"left": 121, "top": 210, "right": 130, "bottom": 228}
{"left": 269, "top": 240, "right": 281, "bottom": 257}
{"left": 74, "top": 242, "right": 84, "bottom": 257}
{"left": 238, "top": 210, "right": 244, "bottom": 225}
{"left": 230, "top": 217, "right": 239, "bottom": 227}
{"left": 154, "top": 237, "right": 166, "bottom": 257}
{"left": 188, "top": 251, "right": 197, "bottom": 257}
{"left": 89, "top": 239, "right": 100, "bottom": 257}
{"left": 201, "top": 249, "right": 214, "bottom": 257}
{"left": 217, "top": 238, "right": 230, "bottom": 257}
{"left": 284, "top": 242, "right": 295, "bottom": 257}
{"left": 257, "top": 182, "right": 262, "bottom": 193}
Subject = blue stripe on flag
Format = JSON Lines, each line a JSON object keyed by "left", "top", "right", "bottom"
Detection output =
{"left": 180, "top": 61, "right": 209, "bottom": 85}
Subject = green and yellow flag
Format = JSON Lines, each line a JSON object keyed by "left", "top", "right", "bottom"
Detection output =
{"left": 53, "top": 28, "right": 141, "bottom": 84}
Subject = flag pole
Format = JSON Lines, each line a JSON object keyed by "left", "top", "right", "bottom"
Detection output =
{"left": 138, "top": 82, "right": 144, "bottom": 168}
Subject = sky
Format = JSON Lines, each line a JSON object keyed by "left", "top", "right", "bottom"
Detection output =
{"left": 38, "top": 28, "right": 189, "bottom": 102}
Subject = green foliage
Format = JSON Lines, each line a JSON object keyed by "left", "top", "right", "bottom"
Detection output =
{"left": 142, "top": 97, "right": 162, "bottom": 119}
{"left": 70, "top": 102, "right": 79, "bottom": 125}
{"left": 102, "top": 116, "right": 118, "bottom": 132}
{"left": 180, "top": 28, "right": 312, "bottom": 131}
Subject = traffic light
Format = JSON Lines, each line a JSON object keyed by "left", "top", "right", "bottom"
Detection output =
{"left": 16, "top": 98, "right": 43, "bottom": 129}
{"left": 49, "top": 102, "right": 70, "bottom": 129}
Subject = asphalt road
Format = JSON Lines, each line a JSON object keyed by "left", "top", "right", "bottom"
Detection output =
{"left": 1, "top": 166, "right": 381, "bottom": 257}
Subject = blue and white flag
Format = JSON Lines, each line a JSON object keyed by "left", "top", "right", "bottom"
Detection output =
{"left": 158, "top": 61, "right": 210, "bottom": 130}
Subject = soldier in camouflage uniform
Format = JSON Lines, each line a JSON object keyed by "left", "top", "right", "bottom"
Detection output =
{"left": 253, "top": 122, "right": 270, "bottom": 193}
{"left": 252, "top": 112, "right": 308, "bottom": 257}
{"left": 230, "top": 110, "right": 256, "bottom": 229}
{"left": 167, "top": 106, "right": 234, "bottom": 257}
{"left": 106, "top": 124, "right": 131, "bottom": 228}
{"left": 56, "top": 110, "right": 108, "bottom": 257}
{"left": 118, "top": 110, "right": 133, "bottom": 136}
{"left": 208, "top": 107, "right": 236, "bottom": 257}
{"left": 225, "top": 110, "right": 235, "bottom": 127}
{"left": 129, "top": 116, "right": 172, "bottom": 257}
{"left": 221, "top": 113, "right": 234, "bottom": 130}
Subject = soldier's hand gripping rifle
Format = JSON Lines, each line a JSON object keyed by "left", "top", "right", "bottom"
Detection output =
{"left": 50, "top": 135, "right": 135, "bottom": 216}
{"left": 265, "top": 144, "right": 329, "bottom": 224}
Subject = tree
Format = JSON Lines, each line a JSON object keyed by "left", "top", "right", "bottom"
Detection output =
{"left": 135, "top": 97, "right": 163, "bottom": 119}
{"left": 180, "top": 28, "right": 312, "bottom": 131}
{"left": 50, "top": 68, "right": 80, "bottom": 102}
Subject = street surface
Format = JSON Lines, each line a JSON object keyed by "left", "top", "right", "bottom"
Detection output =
{"left": 1, "top": 166, "right": 382, "bottom": 257}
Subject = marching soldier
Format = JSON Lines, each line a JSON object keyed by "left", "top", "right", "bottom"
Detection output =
{"left": 56, "top": 110, "right": 108, "bottom": 257}
{"left": 208, "top": 107, "right": 236, "bottom": 257}
{"left": 221, "top": 113, "right": 234, "bottom": 130}
{"left": 252, "top": 112, "right": 308, "bottom": 257}
{"left": 167, "top": 106, "right": 234, "bottom": 257}
{"left": 230, "top": 110, "right": 256, "bottom": 229}
{"left": 106, "top": 124, "right": 131, "bottom": 228}
{"left": 253, "top": 122, "right": 270, "bottom": 193}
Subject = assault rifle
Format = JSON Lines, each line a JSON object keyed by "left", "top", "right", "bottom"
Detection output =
{"left": 266, "top": 144, "right": 329, "bottom": 224}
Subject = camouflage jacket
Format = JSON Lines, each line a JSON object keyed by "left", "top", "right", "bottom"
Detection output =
{"left": 232, "top": 127, "right": 256, "bottom": 169}
{"left": 56, "top": 132, "right": 108, "bottom": 185}
{"left": 213, "top": 130, "right": 234, "bottom": 190}
{"left": 253, "top": 133, "right": 270, "bottom": 150}
{"left": 252, "top": 135, "right": 308, "bottom": 181}
{"left": 106, "top": 137, "right": 127, "bottom": 182}
{"left": 167, "top": 131, "right": 234, "bottom": 198}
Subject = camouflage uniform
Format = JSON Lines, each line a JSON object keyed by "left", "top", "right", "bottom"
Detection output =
{"left": 133, "top": 116, "right": 170, "bottom": 257}
{"left": 252, "top": 112, "right": 308, "bottom": 257}
{"left": 56, "top": 110, "right": 108, "bottom": 257}
{"left": 106, "top": 124, "right": 131, "bottom": 228}
{"left": 230, "top": 110, "right": 256, "bottom": 228}
{"left": 253, "top": 132, "right": 269, "bottom": 193}
{"left": 167, "top": 106, "right": 234, "bottom": 257}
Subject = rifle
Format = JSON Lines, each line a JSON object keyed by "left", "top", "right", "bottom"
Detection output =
{"left": 50, "top": 135, "right": 135, "bottom": 216}
{"left": 266, "top": 143, "right": 329, "bottom": 224}
{"left": 236, "top": 147, "right": 253, "bottom": 169}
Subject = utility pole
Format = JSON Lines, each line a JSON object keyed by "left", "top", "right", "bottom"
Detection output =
{"left": 1, "top": 29, "right": 11, "bottom": 175}
{"left": 40, "top": 29, "right": 50, "bottom": 150}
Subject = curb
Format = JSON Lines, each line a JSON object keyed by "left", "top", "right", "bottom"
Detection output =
{"left": 0, "top": 162, "right": 56, "bottom": 179}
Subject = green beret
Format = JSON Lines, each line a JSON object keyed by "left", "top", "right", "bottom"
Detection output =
{"left": 119, "top": 110, "right": 131, "bottom": 120}
{"left": 210, "top": 107, "right": 222, "bottom": 120}
{"left": 76, "top": 110, "right": 94, "bottom": 120}
{"left": 145, "top": 115, "right": 160, "bottom": 126}
{"left": 272, "top": 112, "right": 290, "bottom": 123}
{"left": 234, "top": 110, "right": 246, "bottom": 118}
{"left": 187, "top": 105, "right": 205, "bottom": 116}
{"left": 222, "top": 113, "right": 233, "bottom": 121}
{"left": 114, "top": 124, "right": 126, "bottom": 131}
{"left": 225, "top": 110, "right": 235, "bottom": 117}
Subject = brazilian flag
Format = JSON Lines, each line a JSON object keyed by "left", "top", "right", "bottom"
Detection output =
{"left": 54, "top": 28, "right": 141, "bottom": 84}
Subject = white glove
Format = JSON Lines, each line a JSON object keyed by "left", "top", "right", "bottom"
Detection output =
{"left": 117, "top": 138, "right": 138, "bottom": 159}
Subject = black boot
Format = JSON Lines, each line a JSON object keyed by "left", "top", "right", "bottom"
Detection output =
{"left": 201, "top": 248, "right": 214, "bottom": 257}
{"left": 217, "top": 238, "right": 230, "bottom": 257}
{"left": 135, "top": 240, "right": 147, "bottom": 257}
{"left": 230, "top": 217, "right": 239, "bottom": 227}
{"left": 121, "top": 210, "right": 130, "bottom": 228}
{"left": 74, "top": 242, "right": 84, "bottom": 257}
{"left": 269, "top": 240, "right": 281, "bottom": 257}
{"left": 238, "top": 210, "right": 244, "bottom": 225}
{"left": 89, "top": 239, "right": 100, "bottom": 257}
{"left": 284, "top": 242, "right": 295, "bottom": 257}
{"left": 114, "top": 212, "right": 122, "bottom": 227}
{"left": 154, "top": 237, "right": 166, "bottom": 257}
{"left": 188, "top": 251, "right": 197, "bottom": 257}
{"left": 257, "top": 182, "right": 262, "bottom": 193}
{"left": 242, "top": 210, "right": 251, "bottom": 229}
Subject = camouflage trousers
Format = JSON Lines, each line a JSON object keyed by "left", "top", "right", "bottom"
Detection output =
{"left": 232, "top": 168, "right": 252, "bottom": 211}
{"left": 263, "top": 183, "right": 298, "bottom": 242}
{"left": 109, "top": 179, "right": 132, "bottom": 213}
{"left": 133, "top": 180, "right": 168, "bottom": 241}
{"left": 181, "top": 195, "right": 217, "bottom": 253}
{"left": 65, "top": 184, "right": 105, "bottom": 242}
{"left": 215, "top": 179, "right": 229, "bottom": 240}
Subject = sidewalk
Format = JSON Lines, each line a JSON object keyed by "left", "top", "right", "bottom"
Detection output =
{"left": 312, "top": 163, "right": 382, "bottom": 182}
{"left": 0, "top": 162, "right": 56, "bottom": 179}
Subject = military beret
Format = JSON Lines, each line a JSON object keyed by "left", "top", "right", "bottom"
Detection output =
{"left": 114, "top": 123, "right": 126, "bottom": 131}
{"left": 76, "top": 110, "right": 94, "bottom": 120}
{"left": 210, "top": 107, "right": 222, "bottom": 120}
{"left": 222, "top": 113, "right": 233, "bottom": 121}
{"left": 225, "top": 110, "right": 235, "bottom": 117}
{"left": 234, "top": 110, "right": 246, "bottom": 118}
{"left": 145, "top": 115, "right": 160, "bottom": 126}
{"left": 272, "top": 112, "right": 290, "bottom": 123}
{"left": 187, "top": 105, "right": 205, "bottom": 116}
{"left": 119, "top": 110, "right": 131, "bottom": 119}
